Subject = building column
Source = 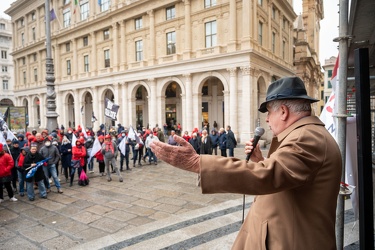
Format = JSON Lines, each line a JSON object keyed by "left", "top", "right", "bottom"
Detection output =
{"left": 228, "top": 0, "right": 237, "bottom": 52}
{"left": 252, "top": 0, "right": 257, "bottom": 41}
{"left": 228, "top": 67, "right": 238, "bottom": 137}
{"left": 129, "top": 97, "right": 136, "bottom": 128}
{"left": 12, "top": 22, "right": 17, "bottom": 48}
{"left": 114, "top": 82, "right": 121, "bottom": 122}
{"left": 184, "top": 74, "right": 193, "bottom": 133}
{"left": 24, "top": 14, "right": 28, "bottom": 45}
{"left": 90, "top": 32, "right": 97, "bottom": 76}
{"left": 112, "top": 22, "right": 119, "bottom": 71}
{"left": 14, "top": 60, "right": 18, "bottom": 89}
{"left": 147, "top": 10, "right": 156, "bottom": 65}
{"left": 268, "top": 3, "right": 272, "bottom": 50}
{"left": 121, "top": 82, "right": 129, "bottom": 127}
{"left": 26, "top": 55, "right": 30, "bottom": 86}
{"left": 223, "top": 90, "right": 230, "bottom": 128}
{"left": 148, "top": 78, "right": 157, "bottom": 127}
{"left": 72, "top": 39, "right": 78, "bottom": 79}
{"left": 36, "top": 8, "right": 40, "bottom": 41}
{"left": 92, "top": 87, "right": 100, "bottom": 131}
{"left": 241, "top": 0, "right": 251, "bottom": 49}
{"left": 240, "top": 66, "right": 252, "bottom": 142}
{"left": 38, "top": 51, "right": 42, "bottom": 85}
{"left": 39, "top": 94, "right": 46, "bottom": 129}
{"left": 192, "top": 93, "right": 200, "bottom": 130}
{"left": 29, "top": 96, "right": 36, "bottom": 128}
{"left": 54, "top": 43, "right": 61, "bottom": 81}
{"left": 183, "top": 0, "right": 191, "bottom": 59}
{"left": 73, "top": 89, "right": 81, "bottom": 128}
{"left": 120, "top": 20, "right": 127, "bottom": 70}
{"left": 56, "top": 87, "right": 63, "bottom": 127}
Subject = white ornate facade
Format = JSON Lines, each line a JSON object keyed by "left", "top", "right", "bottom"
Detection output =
{"left": 6, "top": 0, "right": 313, "bottom": 143}
{"left": 0, "top": 17, "right": 15, "bottom": 106}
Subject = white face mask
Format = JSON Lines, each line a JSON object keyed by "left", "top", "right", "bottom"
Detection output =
{"left": 122, "top": 133, "right": 125, "bottom": 137}
{"left": 45, "top": 142, "right": 51, "bottom": 146}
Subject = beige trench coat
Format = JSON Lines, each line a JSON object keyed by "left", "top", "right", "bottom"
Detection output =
{"left": 200, "top": 116, "right": 342, "bottom": 250}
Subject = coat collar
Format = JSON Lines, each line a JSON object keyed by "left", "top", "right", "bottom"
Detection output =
{"left": 276, "top": 116, "right": 325, "bottom": 142}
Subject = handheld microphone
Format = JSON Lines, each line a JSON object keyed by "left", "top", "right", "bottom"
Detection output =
{"left": 246, "top": 127, "right": 265, "bottom": 162}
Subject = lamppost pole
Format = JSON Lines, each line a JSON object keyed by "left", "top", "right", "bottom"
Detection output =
{"left": 45, "top": 0, "right": 58, "bottom": 132}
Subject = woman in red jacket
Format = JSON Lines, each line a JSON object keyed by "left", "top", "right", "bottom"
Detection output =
{"left": 70, "top": 138, "right": 86, "bottom": 186}
{"left": 0, "top": 143, "right": 17, "bottom": 203}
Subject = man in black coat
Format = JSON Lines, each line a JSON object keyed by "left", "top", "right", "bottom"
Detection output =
{"left": 226, "top": 125, "right": 237, "bottom": 157}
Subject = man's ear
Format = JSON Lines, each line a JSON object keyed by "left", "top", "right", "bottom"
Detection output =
{"left": 280, "top": 104, "right": 289, "bottom": 121}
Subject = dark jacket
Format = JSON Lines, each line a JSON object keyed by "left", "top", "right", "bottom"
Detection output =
{"left": 189, "top": 138, "right": 201, "bottom": 154}
{"left": 200, "top": 136, "right": 212, "bottom": 155}
{"left": 60, "top": 143, "right": 72, "bottom": 168}
{"left": 226, "top": 130, "right": 237, "bottom": 149}
{"left": 10, "top": 147, "right": 21, "bottom": 165}
{"left": 23, "top": 151, "right": 45, "bottom": 182}
{"left": 39, "top": 145, "right": 60, "bottom": 165}
{"left": 218, "top": 133, "right": 227, "bottom": 150}
{"left": 209, "top": 132, "right": 219, "bottom": 148}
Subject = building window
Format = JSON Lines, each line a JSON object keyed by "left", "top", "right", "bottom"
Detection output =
{"left": 66, "top": 42, "right": 70, "bottom": 52}
{"left": 34, "top": 68, "right": 38, "bottom": 82}
{"left": 0, "top": 23, "right": 5, "bottom": 30}
{"left": 23, "top": 71, "right": 26, "bottom": 84}
{"left": 328, "top": 80, "right": 332, "bottom": 89}
{"left": 258, "top": 0, "right": 263, "bottom": 6}
{"left": 205, "top": 20, "right": 217, "bottom": 48}
{"left": 22, "top": 57, "right": 26, "bottom": 65}
{"left": 83, "top": 36, "right": 88, "bottom": 46}
{"left": 21, "top": 33, "right": 24, "bottom": 46}
{"left": 80, "top": 2, "right": 89, "bottom": 20}
{"left": 1, "top": 50, "right": 7, "bottom": 59}
{"left": 33, "top": 53, "right": 37, "bottom": 61}
{"left": 64, "top": 0, "right": 71, "bottom": 5}
{"left": 166, "top": 6, "right": 175, "bottom": 20}
{"left": 20, "top": 18, "right": 24, "bottom": 26}
{"left": 258, "top": 22, "right": 263, "bottom": 45}
{"left": 67, "top": 60, "right": 71, "bottom": 75}
{"left": 282, "top": 40, "right": 286, "bottom": 59}
{"left": 166, "top": 31, "right": 176, "bottom": 55}
{"left": 100, "top": 0, "right": 110, "bottom": 12}
{"left": 135, "top": 17, "right": 142, "bottom": 30}
{"left": 63, "top": 10, "right": 71, "bottom": 28}
{"left": 2, "top": 80, "right": 8, "bottom": 90}
{"left": 135, "top": 40, "right": 143, "bottom": 61}
{"left": 31, "top": 12, "right": 36, "bottom": 20}
{"left": 103, "top": 29, "right": 109, "bottom": 40}
{"left": 205, "top": 0, "right": 217, "bottom": 8}
{"left": 283, "top": 18, "right": 288, "bottom": 30}
{"left": 32, "top": 27, "right": 36, "bottom": 40}
{"left": 84, "top": 55, "right": 89, "bottom": 72}
{"left": 272, "top": 32, "right": 276, "bottom": 53}
{"left": 2, "top": 66, "right": 7, "bottom": 72}
{"left": 272, "top": 6, "right": 276, "bottom": 19}
{"left": 104, "top": 49, "right": 110, "bottom": 68}
{"left": 327, "top": 69, "right": 333, "bottom": 78}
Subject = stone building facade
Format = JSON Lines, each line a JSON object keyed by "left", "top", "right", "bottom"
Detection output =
{"left": 0, "top": 17, "right": 15, "bottom": 107}
{"left": 6, "top": 0, "right": 321, "bottom": 143}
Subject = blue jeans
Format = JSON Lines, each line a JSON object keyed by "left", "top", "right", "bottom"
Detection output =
{"left": 228, "top": 148, "right": 234, "bottom": 157}
{"left": 88, "top": 157, "right": 94, "bottom": 171}
{"left": 148, "top": 149, "right": 157, "bottom": 163}
{"left": 26, "top": 180, "right": 46, "bottom": 199}
{"left": 18, "top": 171, "right": 26, "bottom": 194}
{"left": 70, "top": 166, "right": 82, "bottom": 184}
{"left": 120, "top": 152, "right": 129, "bottom": 170}
{"left": 43, "top": 164, "right": 61, "bottom": 189}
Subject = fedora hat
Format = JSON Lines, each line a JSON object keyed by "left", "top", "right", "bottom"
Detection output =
{"left": 258, "top": 77, "right": 318, "bottom": 113}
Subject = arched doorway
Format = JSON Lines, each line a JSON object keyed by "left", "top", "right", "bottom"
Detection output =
{"left": 22, "top": 98, "right": 29, "bottom": 129}
{"left": 0, "top": 98, "right": 14, "bottom": 106}
{"left": 66, "top": 94, "right": 75, "bottom": 129}
{"left": 33, "top": 97, "right": 41, "bottom": 127}
{"left": 82, "top": 92, "right": 93, "bottom": 128}
{"left": 200, "top": 77, "right": 224, "bottom": 132}
{"left": 164, "top": 81, "right": 182, "bottom": 134}
{"left": 135, "top": 85, "right": 148, "bottom": 129}
{"left": 103, "top": 89, "right": 115, "bottom": 127}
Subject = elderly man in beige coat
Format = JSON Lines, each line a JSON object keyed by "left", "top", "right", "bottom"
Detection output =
{"left": 151, "top": 77, "right": 342, "bottom": 249}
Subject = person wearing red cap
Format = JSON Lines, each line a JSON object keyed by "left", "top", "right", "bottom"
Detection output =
{"left": 70, "top": 137, "right": 86, "bottom": 186}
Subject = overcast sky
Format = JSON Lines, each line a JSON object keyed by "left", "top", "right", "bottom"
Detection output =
{"left": 0, "top": 0, "right": 339, "bottom": 65}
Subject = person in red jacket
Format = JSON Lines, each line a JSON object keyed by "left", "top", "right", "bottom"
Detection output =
{"left": 0, "top": 143, "right": 17, "bottom": 203}
{"left": 70, "top": 138, "right": 86, "bottom": 186}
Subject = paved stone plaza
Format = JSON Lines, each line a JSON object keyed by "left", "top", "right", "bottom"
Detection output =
{"left": 0, "top": 148, "right": 361, "bottom": 249}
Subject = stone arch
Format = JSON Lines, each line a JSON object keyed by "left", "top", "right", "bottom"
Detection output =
{"left": 102, "top": 88, "right": 115, "bottom": 127}
{"left": 32, "top": 96, "right": 41, "bottom": 128}
{"left": 62, "top": 92, "right": 75, "bottom": 129}
{"left": 128, "top": 81, "right": 150, "bottom": 128}
{"left": 196, "top": 71, "right": 229, "bottom": 93}
{"left": 0, "top": 98, "right": 14, "bottom": 106}
{"left": 81, "top": 90, "right": 94, "bottom": 128}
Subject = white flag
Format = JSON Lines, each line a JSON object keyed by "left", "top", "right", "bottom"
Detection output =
{"left": 0, "top": 131, "right": 6, "bottom": 144}
{"left": 6, "top": 130, "right": 17, "bottom": 141}
{"left": 118, "top": 136, "right": 126, "bottom": 155}
{"left": 88, "top": 137, "right": 101, "bottom": 162}
{"left": 72, "top": 133, "right": 77, "bottom": 146}
{"left": 128, "top": 126, "right": 143, "bottom": 145}
{"left": 82, "top": 125, "right": 88, "bottom": 138}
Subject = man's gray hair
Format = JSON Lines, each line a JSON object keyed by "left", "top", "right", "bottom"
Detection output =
{"left": 267, "top": 99, "right": 312, "bottom": 114}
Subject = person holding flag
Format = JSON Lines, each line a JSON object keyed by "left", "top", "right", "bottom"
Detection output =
{"left": 23, "top": 143, "right": 47, "bottom": 201}
{"left": 102, "top": 135, "right": 123, "bottom": 182}
{"left": 117, "top": 129, "right": 132, "bottom": 171}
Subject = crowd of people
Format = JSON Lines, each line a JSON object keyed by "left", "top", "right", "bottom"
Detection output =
{"left": 0, "top": 122, "right": 238, "bottom": 202}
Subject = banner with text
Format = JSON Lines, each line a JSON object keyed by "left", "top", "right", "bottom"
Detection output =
{"left": 104, "top": 98, "right": 119, "bottom": 120}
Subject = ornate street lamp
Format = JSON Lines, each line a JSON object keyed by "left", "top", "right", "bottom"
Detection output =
{"left": 44, "top": 0, "right": 58, "bottom": 132}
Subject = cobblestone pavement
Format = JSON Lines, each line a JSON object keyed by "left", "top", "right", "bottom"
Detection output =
{"left": 0, "top": 147, "right": 361, "bottom": 249}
